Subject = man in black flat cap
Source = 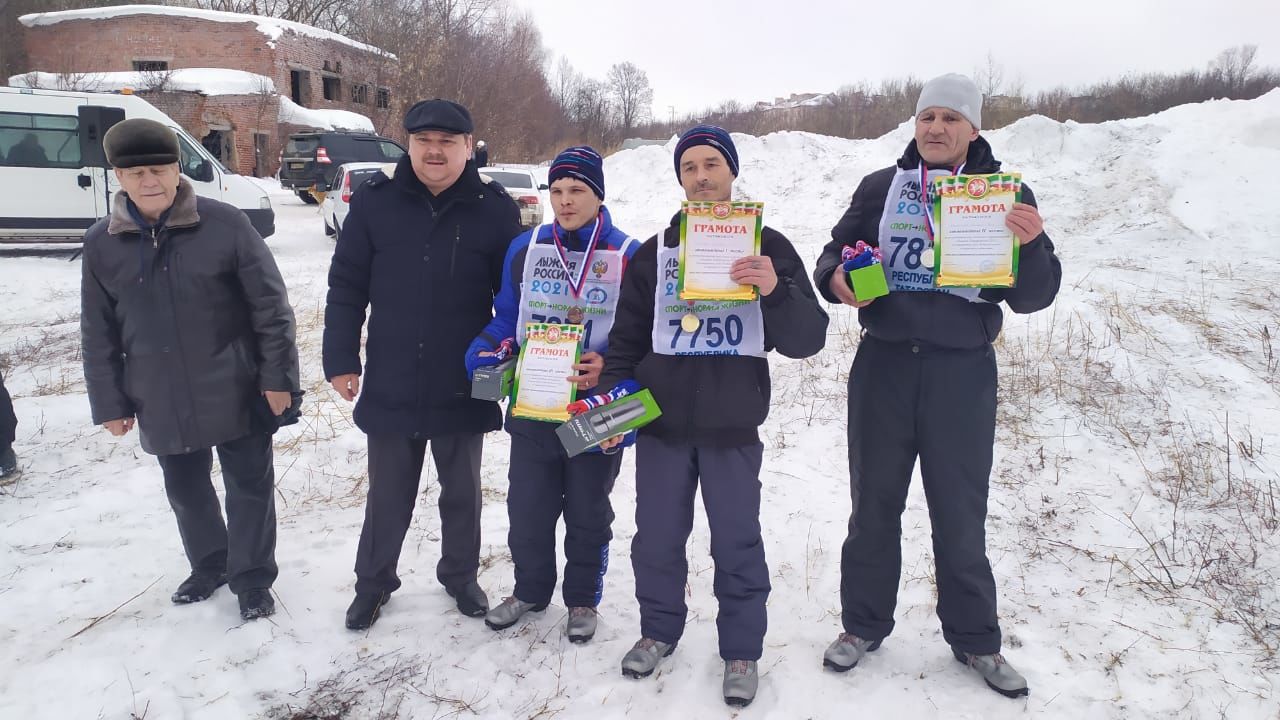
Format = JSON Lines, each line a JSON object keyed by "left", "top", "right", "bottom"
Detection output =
{"left": 80, "top": 118, "right": 299, "bottom": 622}
{"left": 324, "top": 98, "right": 522, "bottom": 630}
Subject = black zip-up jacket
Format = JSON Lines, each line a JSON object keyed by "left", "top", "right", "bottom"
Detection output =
{"left": 323, "top": 156, "right": 522, "bottom": 438}
{"left": 813, "top": 137, "right": 1062, "bottom": 348}
{"left": 599, "top": 215, "right": 828, "bottom": 446}
{"left": 80, "top": 178, "right": 299, "bottom": 456}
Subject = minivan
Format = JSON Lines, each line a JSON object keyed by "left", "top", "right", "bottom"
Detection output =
{"left": 0, "top": 86, "right": 274, "bottom": 243}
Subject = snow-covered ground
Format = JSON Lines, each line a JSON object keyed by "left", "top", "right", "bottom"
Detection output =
{"left": 1, "top": 92, "right": 1278, "bottom": 719}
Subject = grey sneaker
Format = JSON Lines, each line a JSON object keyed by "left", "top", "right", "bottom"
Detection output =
{"left": 566, "top": 606, "right": 597, "bottom": 644}
{"left": 620, "top": 637, "right": 675, "bottom": 679}
{"left": 822, "top": 632, "right": 882, "bottom": 672}
{"left": 722, "top": 660, "right": 758, "bottom": 707}
{"left": 483, "top": 596, "right": 547, "bottom": 631}
{"left": 952, "top": 649, "right": 1029, "bottom": 698}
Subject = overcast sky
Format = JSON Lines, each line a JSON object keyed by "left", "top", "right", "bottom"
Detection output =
{"left": 509, "top": 0, "right": 1279, "bottom": 118}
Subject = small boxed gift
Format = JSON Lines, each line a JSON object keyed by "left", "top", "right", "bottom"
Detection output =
{"left": 470, "top": 357, "right": 516, "bottom": 401}
{"left": 556, "top": 389, "right": 662, "bottom": 457}
{"left": 843, "top": 241, "right": 889, "bottom": 302}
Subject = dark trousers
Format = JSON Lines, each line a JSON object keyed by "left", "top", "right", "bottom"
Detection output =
{"left": 506, "top": 419, "right": 621, "bottom": 607}
{"left": 632, "top": 434, "right": 770, "bottom": 661}
{"left": 354, "top": 432, "right": 484, "bottom": 595}
{"left": 157, "top": 431, "right": 278, "bottom": 593}
{"left": 840, "top": 335, "right": 1002, "bottom": 655}
{"left": 0, "top": 372, "right": 15, "bottom": 452}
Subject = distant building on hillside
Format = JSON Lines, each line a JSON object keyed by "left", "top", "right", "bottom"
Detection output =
{"left": 752, "top": 92, "right": 835, "bottom": 113}
{"left": 12, "top": 5, "right": 399, "bottom": 177}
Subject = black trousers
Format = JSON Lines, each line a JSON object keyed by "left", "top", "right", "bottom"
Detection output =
{"left": 506, "top": 418, "right": 621, "bottom": 607}
{"left": 0, "top": 372, "right": 16, "bottom": 452}
{"left": 354, "top": 432, "right": 484, "bottom": 595}
{"left": 157, "top": 431, "right": 278, "bottom": 593}
{"left": 839, "top": 335, "right": 1002, "bottom": 655}
{"left": 632, "top": 435, "right": 770, "bottom": 661}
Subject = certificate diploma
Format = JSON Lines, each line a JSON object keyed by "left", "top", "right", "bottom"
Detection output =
{"left": 677, "top": 200, "right": 763, "bottom": 301}
{"left": 931, "top": 173, "right": 1022, "bottom": 288}
{"left": 511, "top": 323, "right": 582, "bottom": 422}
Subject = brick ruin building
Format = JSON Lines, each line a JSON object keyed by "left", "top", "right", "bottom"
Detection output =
{"left": 15, "top": 5, "right": 399, "bottom": 177}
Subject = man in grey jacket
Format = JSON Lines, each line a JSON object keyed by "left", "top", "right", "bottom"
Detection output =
{"left": 80, "top": 118, "right": 299, "bottom": 621}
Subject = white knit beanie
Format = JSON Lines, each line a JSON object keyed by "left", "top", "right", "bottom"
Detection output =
{"left": 916, "top": 73, "right": 983, "bottom": 129}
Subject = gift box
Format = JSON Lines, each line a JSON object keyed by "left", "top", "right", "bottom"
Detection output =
{"left": 843, "top": 241, "right": 889, "bottom": 302}
{"left": 470, "top": 357, "right": 516, "bottom": 401}
{"left": 556, "top": 389, "right": 662, "bottom": 457}
{"left": 847, "top": 264, "right": 889, "bottom": 301}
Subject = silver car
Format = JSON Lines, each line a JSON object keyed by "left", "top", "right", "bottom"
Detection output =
{"left": 320, "top": 161, "right": 389, "bottom": 240}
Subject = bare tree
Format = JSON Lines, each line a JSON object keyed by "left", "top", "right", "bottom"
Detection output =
{"left": 975, "top": 50, "right": 1003, "bottom": 97}
{"left": 551, "top": 56, "right": 581, "bottom": 111}
{"left": 192, "top": 0, "right": 352, "bottom": 32}
{"left": 138, "top": 67, "right": 175, "bottom": 92}
{"left": 572, "top": 77, "right": 613, "bottom": 147}
{"left": 607, "top": 61, "right": 653, "bottom": 136}
{"left": 1212, "top": 44, "right": 1259, "bottom": 93}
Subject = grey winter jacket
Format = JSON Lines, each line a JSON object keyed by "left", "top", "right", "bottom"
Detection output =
{"left": 80, "top": 178, "right": 298, "bottom": 456}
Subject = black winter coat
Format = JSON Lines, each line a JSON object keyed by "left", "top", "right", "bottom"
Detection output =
{"left": 323, "top": 157, "right": 522, "bottom": 438}
{"left": 80, "top": 179, "right": 299, "bottom": 456}
{"left": 600, "top": 216, "right": 829, "bottom": 447}
{"left": 814, "top": 137, "right": 1062, "bottom": 348}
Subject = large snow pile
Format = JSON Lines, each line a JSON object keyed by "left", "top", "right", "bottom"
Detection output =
{"left": 1, "top": 91, "right": 1277, "bottom": 719}
{"left": 19, "top": 3, "right": 393, "bottom": 58}
{"left": 8, "top": 68, "right": 276, "bottom": 95}
{"left": 279, "top": 96, "right": 374, "bottom": 132}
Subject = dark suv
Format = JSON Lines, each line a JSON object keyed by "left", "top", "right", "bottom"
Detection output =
{"left": 279, "top": 130, "right": 405, "bottom": 204}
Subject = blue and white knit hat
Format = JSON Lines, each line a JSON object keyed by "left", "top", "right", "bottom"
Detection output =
{"left": 674, "top": 124, "right": 739, "bottom": 178}
{"left": 549, "top": 145, "right": 605, "bottom": 200}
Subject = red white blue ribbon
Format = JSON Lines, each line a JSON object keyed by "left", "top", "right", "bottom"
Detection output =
{"left": 921, "top": 162, "right": 964, "bottom": 242}
{"left": 566, "top": 379, "right": 640, "bottom": 416}
{"left": 551, "top": 210, "right": 604, "bottom": 298}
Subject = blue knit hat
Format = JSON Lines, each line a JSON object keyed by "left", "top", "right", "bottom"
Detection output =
{"left": 674, "top": 124, "right": 739, "bottom": 179}
{"left": 549, "top": 145, "right": 605, "bottom": 200}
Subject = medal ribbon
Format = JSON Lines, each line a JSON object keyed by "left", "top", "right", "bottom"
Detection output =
{"left": 551, "top": 210, "right": 604, "bottom": 298}
{"left": 920, "top": 162, "right": 964, "bottom": 242}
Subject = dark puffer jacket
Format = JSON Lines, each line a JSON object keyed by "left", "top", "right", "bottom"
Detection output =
{"left": 814, "top": 137, "right": 1062, "bottom": 348}
{"left": 323, "top": 156, "right": 522, "bottom": 438}
{"left": 81, "top": 178, "right": 299, "bottom": 456}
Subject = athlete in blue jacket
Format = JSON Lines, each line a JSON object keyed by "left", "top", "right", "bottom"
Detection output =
{"left": 466, "top": 146, "right": 640, "bottom": 643}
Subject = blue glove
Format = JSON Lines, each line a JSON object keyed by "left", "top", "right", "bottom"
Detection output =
{"left": 465, "top": 336, "right": 511, "bottom": 379}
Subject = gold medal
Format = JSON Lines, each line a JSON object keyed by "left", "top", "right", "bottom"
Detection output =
{"left": 921, "top": 247, "right": 935, "bottom": 268}
{"left": 680, "top": 312, "right": 701, "bottom": 333}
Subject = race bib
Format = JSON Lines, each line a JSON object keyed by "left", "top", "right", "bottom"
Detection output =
{"left": 652, "top": 240, "right": 765, "bottom": 357}
{"left": 876, "top": 167, "right": 982, "bottom": 302}
{"left": 517, "top": 225, "right": 635, "bottom": 354}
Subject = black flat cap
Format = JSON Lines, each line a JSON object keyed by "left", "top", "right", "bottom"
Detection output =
{"left": 103, "top": 118, "right": 180, "bottom": 168}
{"left": 403, "top": 98, "right": 473, "bottom": 134}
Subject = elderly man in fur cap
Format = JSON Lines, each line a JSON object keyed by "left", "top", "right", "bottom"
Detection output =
{"left": 80, "top": 118, "right": 299, "bottom": 622}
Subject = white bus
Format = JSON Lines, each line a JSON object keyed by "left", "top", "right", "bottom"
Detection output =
{"left": 0, "top": 86, "right": 273, "bottom": 243}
